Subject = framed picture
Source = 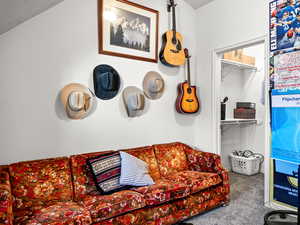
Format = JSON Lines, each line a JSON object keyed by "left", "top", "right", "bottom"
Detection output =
{"left": 98, "top": 0, "right": 159, "bottom": 63}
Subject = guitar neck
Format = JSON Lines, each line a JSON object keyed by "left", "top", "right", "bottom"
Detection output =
{"left": 187, "top": 57, "right": 191, "bottom": 86}
{"left": 171, "top": 2, "right": 177, "bottom": 38}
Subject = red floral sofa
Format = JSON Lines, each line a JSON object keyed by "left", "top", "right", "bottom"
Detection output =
{"left": 0, "top": 142, "right": 230, "bottom": 225}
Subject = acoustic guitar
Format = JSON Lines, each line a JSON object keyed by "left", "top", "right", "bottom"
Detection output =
{"left": 159, "top": 0, "right": 185, "bottom": 67}
{"left": 176, "top": 49, "right": 200, "bottom": 114}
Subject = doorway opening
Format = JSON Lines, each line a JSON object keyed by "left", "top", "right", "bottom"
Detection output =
{"left": 212, "top": 37, "right": 270, "bottom": 205}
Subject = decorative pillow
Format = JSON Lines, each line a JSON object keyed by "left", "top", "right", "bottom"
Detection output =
{"left": 120, "top": 151, "right": 154, "bottom": 186}
{"left": 85, "top": 165, "right": 101, "bottom": 195}
{"left": 87, "top": 152, "right": 128, "bottom": 194}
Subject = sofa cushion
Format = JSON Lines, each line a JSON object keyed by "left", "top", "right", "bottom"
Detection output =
{"left": 123, "top": 146, "right": 161, "bottom": 181}
{"left": 22, "top": 201, "right": 92, "bottom": 225}
{"left": 166, "top": 171, "right": 222, "bottom": 194}
{"left": 70, "top": 151, "right": 114, "bottom": 201}
{"left": 9, "top": 157, "right": 73, "bottom": 212}
{"left": 174, "top": 184, "right": 230, "bottom": 213}
{"left": 119, "top": 151, "right": 154, "bottom": 186}
{"left": 82, "top": 190, "right": 145, "bottom": 222}
{"left": 98, "top": 185, "right": 230, "bottom": 225}
{"left": 132, "top": 180, "right": 190, "bottom": 206}
{"left": 153, "top": 142, "right": 189, "bottom": 177}
{"left": 98, "top": 203, "right": 177, "bottom": 225}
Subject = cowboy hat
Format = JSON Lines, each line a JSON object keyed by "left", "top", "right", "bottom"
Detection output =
{"left": 60, "top": 83, "right": 95, "bottom": 120}
{"left": 143, "top": 71, "right": 165, "bottom": 100}
{"left": 123, "top": 86, "right": 145, "bottom": 118}
{"left": 93, "top": 64, "right": 121, "bottom": 100}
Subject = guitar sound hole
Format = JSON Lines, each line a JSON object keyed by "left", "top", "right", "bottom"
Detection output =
{"left": 171, "top": 38, "right": 182, "bottom": 51}
{"left": 176, "top": 41, "right": 182, "bottom": 51}
{"left": 187, "top": 88, "right": 192, "bottom": 94}
{"left": 186, "top": 99, "right": 194, "bottom": 103}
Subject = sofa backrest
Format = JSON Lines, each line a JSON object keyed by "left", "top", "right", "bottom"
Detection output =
{"left": 70, "top": 151, "right": 114, "bottom": 201}
{"left": 0, "top": 166, "right": 13, "bottom": 225}
{"left": 153, "top": 142, "right": 189, "bottom": 177}
{"left": 6, "top": 142, "right": 192, "bottom": 207}
{"left": 122, "top": 146, "right": 161, "bottom": 181}
{"left": 184, "top": 147, "right": 217, "bottom": 173}
{"left": 9, "top": 157, "right": 73, "bottom": 213}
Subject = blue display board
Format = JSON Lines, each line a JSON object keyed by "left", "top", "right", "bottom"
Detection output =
{"left": 274, "top": 159, "right": 298, "bottom": 207}
{"left": 272, "top": 89, "right": 300, "bottom": 164}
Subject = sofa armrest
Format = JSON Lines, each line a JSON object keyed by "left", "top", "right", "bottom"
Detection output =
{"left": 184, "top": 147, "right": 230, "bottom": 203}
{"left": 0, "top": 168, "right": 13, "bottom": 225}
{"left": 184, "top": 147, "right": 229, "bottom": 184}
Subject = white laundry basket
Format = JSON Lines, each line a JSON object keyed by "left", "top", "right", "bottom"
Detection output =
{"left": 230, "top": 153, "right": 264, "bottom": 175}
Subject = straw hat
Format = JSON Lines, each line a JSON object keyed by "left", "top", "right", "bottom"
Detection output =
{"left": 60, "top": 83, "right": 95, "bottom": 120}
{"left": 123, "top": 86, "right": 145, "bottom": 118}
{"left": 143, "top": 71, "right": 164, "bottom": 100}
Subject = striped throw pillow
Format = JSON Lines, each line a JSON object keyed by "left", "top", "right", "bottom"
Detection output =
{"left": 87, "top": 152, "right": 128, "bottom": 194}
{"left": 120, "top": 151, "right": 154, "bottom": 186}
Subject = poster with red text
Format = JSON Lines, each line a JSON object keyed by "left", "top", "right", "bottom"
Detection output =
{"left": 274, "top": 50, "right": 300, "bottom": 89}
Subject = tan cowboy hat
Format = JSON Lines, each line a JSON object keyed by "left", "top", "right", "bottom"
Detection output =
{"left": 143, "top": 71, "right": 165, "bottom": 100}
{"left": 60, "top": 83, "right": 95, "bottom": 120}
{"left": 123, "top": 86, "right": 145, "bottom": 118}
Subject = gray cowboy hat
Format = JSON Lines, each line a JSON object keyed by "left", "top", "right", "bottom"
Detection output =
{"left": 123, "top": 86, "right": 145, "bottom": 118}
{"left": 143, "top": 71, "right": 165, "bottom": 100}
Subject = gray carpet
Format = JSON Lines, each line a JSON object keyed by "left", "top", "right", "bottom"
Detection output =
{"left": 185, "top": 172, "right": 271, "bottom": 225}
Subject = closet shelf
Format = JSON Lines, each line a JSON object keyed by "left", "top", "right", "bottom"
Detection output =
{"left": 221, "top": 59, "right": 258, "bottom": 71}
{"left": 221, "top": 119, "right": 257, "bottom": 126}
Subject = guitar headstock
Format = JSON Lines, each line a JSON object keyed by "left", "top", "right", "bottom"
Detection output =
{"left": 169, "top": 0, "right": 176, "bottom": 8}
{"left": 184, "top": 48, "right": 191, "bottom": 59}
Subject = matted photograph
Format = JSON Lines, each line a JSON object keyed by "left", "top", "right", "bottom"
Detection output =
{"left": 99, "top": 0, "right": 159, "bottom": 63}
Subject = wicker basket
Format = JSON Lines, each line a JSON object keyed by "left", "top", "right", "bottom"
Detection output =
{"left": 230, "top": 153, "right": 264, "bottom": 175}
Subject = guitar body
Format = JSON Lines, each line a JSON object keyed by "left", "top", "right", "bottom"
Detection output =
{"left": 176, "top": 81, "right": 200, "bottom": 114}
{"left": 160, "top": 30, "right": 186, "bottom": 67}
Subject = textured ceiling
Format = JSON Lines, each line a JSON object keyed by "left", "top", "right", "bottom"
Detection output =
{"left": 184, "top": 0, "right": 215, "bottom": 9}
{"left": 0, "top": 0, "right": 64, "bottom": 35}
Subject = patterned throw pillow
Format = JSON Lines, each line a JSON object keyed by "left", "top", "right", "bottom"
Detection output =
{"left": 87, "top": 152, "right": 128, "bottom": 194}
{"left": 85, "top": 165, "right": 101, "bottom": 195}
{"left": 120, "top": 151, "right": 154, "bottom": 186}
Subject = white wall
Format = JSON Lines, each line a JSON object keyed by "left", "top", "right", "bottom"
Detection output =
{"left": 194, "top": 0, "right": 268, "bottom": 152}
{"left": 0, "top": 0, "right": 198, "bottom": 164}
{"left": 221, "top": 44, "right": 266, "bottom": 172}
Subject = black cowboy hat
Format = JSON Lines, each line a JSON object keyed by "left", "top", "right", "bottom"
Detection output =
{"left": 93, "top": 64, "right": 121, "bottom": 100}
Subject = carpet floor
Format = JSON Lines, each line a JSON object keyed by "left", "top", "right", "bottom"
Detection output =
{"left": 185, "top": 172, "right": 271, "bottom": 225}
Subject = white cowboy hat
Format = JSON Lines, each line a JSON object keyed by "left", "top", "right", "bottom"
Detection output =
{"left": 60, "top": 83, "right": 95, "bottom": 120}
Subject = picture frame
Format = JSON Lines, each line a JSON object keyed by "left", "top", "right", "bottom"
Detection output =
{"left": 98, "top": 0, "right": 159, "bottom": 63}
